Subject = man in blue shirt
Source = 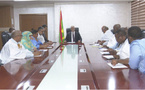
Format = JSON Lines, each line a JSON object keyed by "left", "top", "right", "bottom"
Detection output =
{"left": 31, "top": 29, "right": 48, "bottom": 49}
{"left": 128, "top": 26, "right": 145, "bottom": 73}
{"left": 112, "top": 26, "right": 145, "bottom": 74}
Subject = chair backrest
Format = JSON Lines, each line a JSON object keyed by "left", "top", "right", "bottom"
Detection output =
{"left": 66, "top": 28, "right": 79, "bottom": 34}
{"left": 1, "top": 31, "right": 11, "bottom": 46}
{"left": 142, "top": 29, "right": 145, "bottom": 38}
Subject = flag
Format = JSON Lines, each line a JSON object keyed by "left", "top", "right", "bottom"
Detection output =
{"left": 59, "top": 10, "right": 65, "bottom": 43}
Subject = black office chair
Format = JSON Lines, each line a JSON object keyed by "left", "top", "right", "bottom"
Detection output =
{"left": 142, "top": 30, "right": 145, "bottom": 38}
{"left": 0, "top": 60, "right": 3, "bottom": 66}
{"left": 1, "top": 31, "right": 11, "bottom": 46}
{"left": 66, "top": 27, "right": 79, "bottom": 34}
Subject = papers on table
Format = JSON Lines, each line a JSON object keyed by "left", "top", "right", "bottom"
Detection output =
{"left": 93, "top": 44, "right": 99, "bottom": 46}
{"left": 99, "top": 48, "right": 108, "bottom": 51}
{"left": 91, "top": 44, "right": 103, "bottom": 48}
{"left": 39, "top": 49, "right": 48, "bottom": 52}
{"left": 34, "top": 51, "right": 45, "bottom": 57}
{"left": 103, "top": 55, "right": 114, "bottom": 59}
{"left": 51, "top": 43, "right": 55, "bottom": 47}
{"left": 67, "top": 42, "right": 75, "bottom": 43}
{"left": 100, "top": 52, "right": 110, "bottom": 55}
{"left": 47, "top": 46, "right": 53, "bottom": 49}
{"left": 107, "top": 62, "right": 128, "bottom": 68}
{"left": 34, "top": 54, "right": 42, "bottom": 57}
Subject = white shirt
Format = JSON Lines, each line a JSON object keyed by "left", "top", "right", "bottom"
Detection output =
{"left": 101, "top": 30, "right": 114, "bottom": 45}
{"left": 101, "top": 30, "right": 114, "bottom": 41}
{"left": 71, "top": 31, "right": 75, "bottom": 42}
{"left": 37, "top": 33, "right": 45, "bottom": 44}
{"left": 107, "top": 34, "right": 117, "bottom": 49}
{"left": 0, "top": 38, "right": 34, "bottom": 64}
{"left": 117, "top": 39, "right": 130, "bottom": 59}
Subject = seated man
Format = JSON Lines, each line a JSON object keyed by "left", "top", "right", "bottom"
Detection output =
{"left": 31, "top": 29, "right": 49, "bottom": 49}
{"left": 107, "top": 28, "right": 130, "bottom": 59}
{"left": 65, "top": 26, "right": 82, "bottom": 43}
{"left": 1, "top": 28, "right": 15, "bottom": 46}
{"left": 37, "top": 27, "right": 45, "bottom": 44}
{"left": 105, "top": 24, "right": 121, "bottom": 49}
{"left": 8, "top": 27, "right": 15, "bottom": 36}
{"left": 0, "top": 30, "right": 40, "bottom": 64}
{"left": 112, "top": 26, "right": 145, "bottom": 74}
{"left": 98, "top": 26, "right": 113, "bottom": 45}
{"left": 42, "top": 25, "right": 53, "bottom": 45}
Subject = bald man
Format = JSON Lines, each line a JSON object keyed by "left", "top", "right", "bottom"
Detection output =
{"left": 106, "top": 24, "right": 121, "bottom": 49}
{"left": 98, "top": 26, "right": 113, "bottom": 45}
{"left": 65, "top": 26, "right": 82, "bottom": 43}
{"left": 0, "top": 30, "right": 35, "bottom": 64}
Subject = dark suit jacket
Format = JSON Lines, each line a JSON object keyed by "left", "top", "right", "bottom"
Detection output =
{"left": 65, "top": 31, "right": 82, "bottom": 43}
{"left": 42, "top": 33, "right": 49, "bottom": 42}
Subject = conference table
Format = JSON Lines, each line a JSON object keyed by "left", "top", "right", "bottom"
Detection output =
{"left": 0, "top": 43, "right": 145, "bottom": 90}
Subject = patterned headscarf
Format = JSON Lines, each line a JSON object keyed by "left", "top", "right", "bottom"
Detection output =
{"left": 21, "top": 31, "right": 35, "bottom": 51}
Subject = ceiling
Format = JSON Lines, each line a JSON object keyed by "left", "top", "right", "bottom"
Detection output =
{"left": 0, "top": 0, "right": 134, "bottom": 6}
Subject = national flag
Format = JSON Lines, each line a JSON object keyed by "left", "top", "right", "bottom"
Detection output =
{"left": 59, "top": 10, "right": 65, "bottom": 43}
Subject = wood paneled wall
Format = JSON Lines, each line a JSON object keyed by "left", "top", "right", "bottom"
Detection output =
{"left": 0, "top": 6, "right": 14, "bottom": 50}
{"left": 0, "top": 6, "right": 14, "bottom": 28}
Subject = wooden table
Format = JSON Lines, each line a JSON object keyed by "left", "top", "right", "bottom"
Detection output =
{"left": 0, "top": 43, "right": 145, "bottom": 90}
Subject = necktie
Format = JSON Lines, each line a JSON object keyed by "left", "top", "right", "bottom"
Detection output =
{"left": 73, "top": 33, "right": 75, "bottom": 42}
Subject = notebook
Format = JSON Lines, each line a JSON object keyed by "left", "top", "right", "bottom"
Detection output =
{"left": 107, "top": 63, "right": 128, "bottom": 68}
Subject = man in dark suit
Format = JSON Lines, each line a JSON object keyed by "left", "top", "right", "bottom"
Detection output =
{"left": 65, "top": 26, "right": 82, "bottom": 43}
{"left": 41, "top": 25, "right": 53, "bottom": 45}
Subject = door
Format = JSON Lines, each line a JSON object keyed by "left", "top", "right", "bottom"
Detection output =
{"left": 19, "top": 14, "right": 48, "bottom": 38}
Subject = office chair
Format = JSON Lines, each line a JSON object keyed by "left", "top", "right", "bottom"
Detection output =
{"left": 1, "top": 31, "right": 11, "bottom": 46}
{"left": 66, "top": 27, "right": 79, "bottom": 34}
{"left": 142, "top": 30, "right": 145, "bottom": 38}
{"left": 0, "top": 59, "right": 3, "bottom": 66}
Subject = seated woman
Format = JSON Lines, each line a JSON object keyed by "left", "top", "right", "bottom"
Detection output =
{"left": 30, "top": 29, "right": 49, "bottom": 49}
{"left": 21, "top": 31, "right": 36, "bottom": 52}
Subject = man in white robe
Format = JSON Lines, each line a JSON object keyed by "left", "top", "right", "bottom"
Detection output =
{"left": 0, "top": 30, "right": 34, "bottom": 64}
{"left": 108, "top": 28, "right": 130, "bottom": 59}
{"left": 106, "top": 24, "right": 121, "bottom": 49}
{"left": 116, "top": 39, "right": 130, "bottom": 59}
{"left": 98, "top": 26, "right": 113, "bottom": 45}
{"left": 101, "top": 26, "right": 114, "bottom": 45}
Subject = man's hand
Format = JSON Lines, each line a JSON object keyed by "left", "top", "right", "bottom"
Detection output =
{"left": 48, "top": 41, "right": 53, "bottom": 45}
{"left": 103, "top": 45, "right": 109, "bottom": 49}
{"left": 111, "top": 59, "right": 118, "bottom": 66}
{"left": 78, "top": 40, "right": 81, "bottom": 43}
{"left": 110, "top": 50, "right": 117, "bottom": 55}
{"left": 99, "top": 40, "right": 106, "bottom": 45}
{"left": 33, "top": 51, "right": 41, "bottom": 56}
{"left": 113, "top": 55, "right": 119, "bottom": 59}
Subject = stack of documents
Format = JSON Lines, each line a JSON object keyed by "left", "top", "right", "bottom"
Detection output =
{"left": 103, "top": 55, "right": 114, "bottom": 59}
{"left": 39, "top": 49, "right": 48, "bottom": 52}
{"left": 47, "top": 46, "right": 53, "bottom": 49}
{"left": 34, "top": 51, "right": 45, "bottom": 57}
{"left": 91, "top": 44, "right": 103, "bottom": 48}
{"left": 107, "top": 63, "right": 128, "bottom": 68}
{"left": 99, "top": 48, "right": 108, "bottom": 51}
{"left": 100, "top": 52, "right": 110, "bottom": 55}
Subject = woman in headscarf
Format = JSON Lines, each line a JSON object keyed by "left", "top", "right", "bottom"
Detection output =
{"left": 21, "top": 31, "right": 36, "bottom": 52}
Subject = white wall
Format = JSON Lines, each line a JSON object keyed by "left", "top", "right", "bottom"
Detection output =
{"left": 14, "top": 4, "right": 55, "bottom": 41}
{"left": 13, "top": 2, "right": 131, "bottom": 43}
{"left": 54, "top": 2, "right": 131, "bottom": 43}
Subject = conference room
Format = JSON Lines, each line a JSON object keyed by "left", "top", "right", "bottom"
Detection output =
{"left": 0, "top": 0, "right": 145, "bottom": 90}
